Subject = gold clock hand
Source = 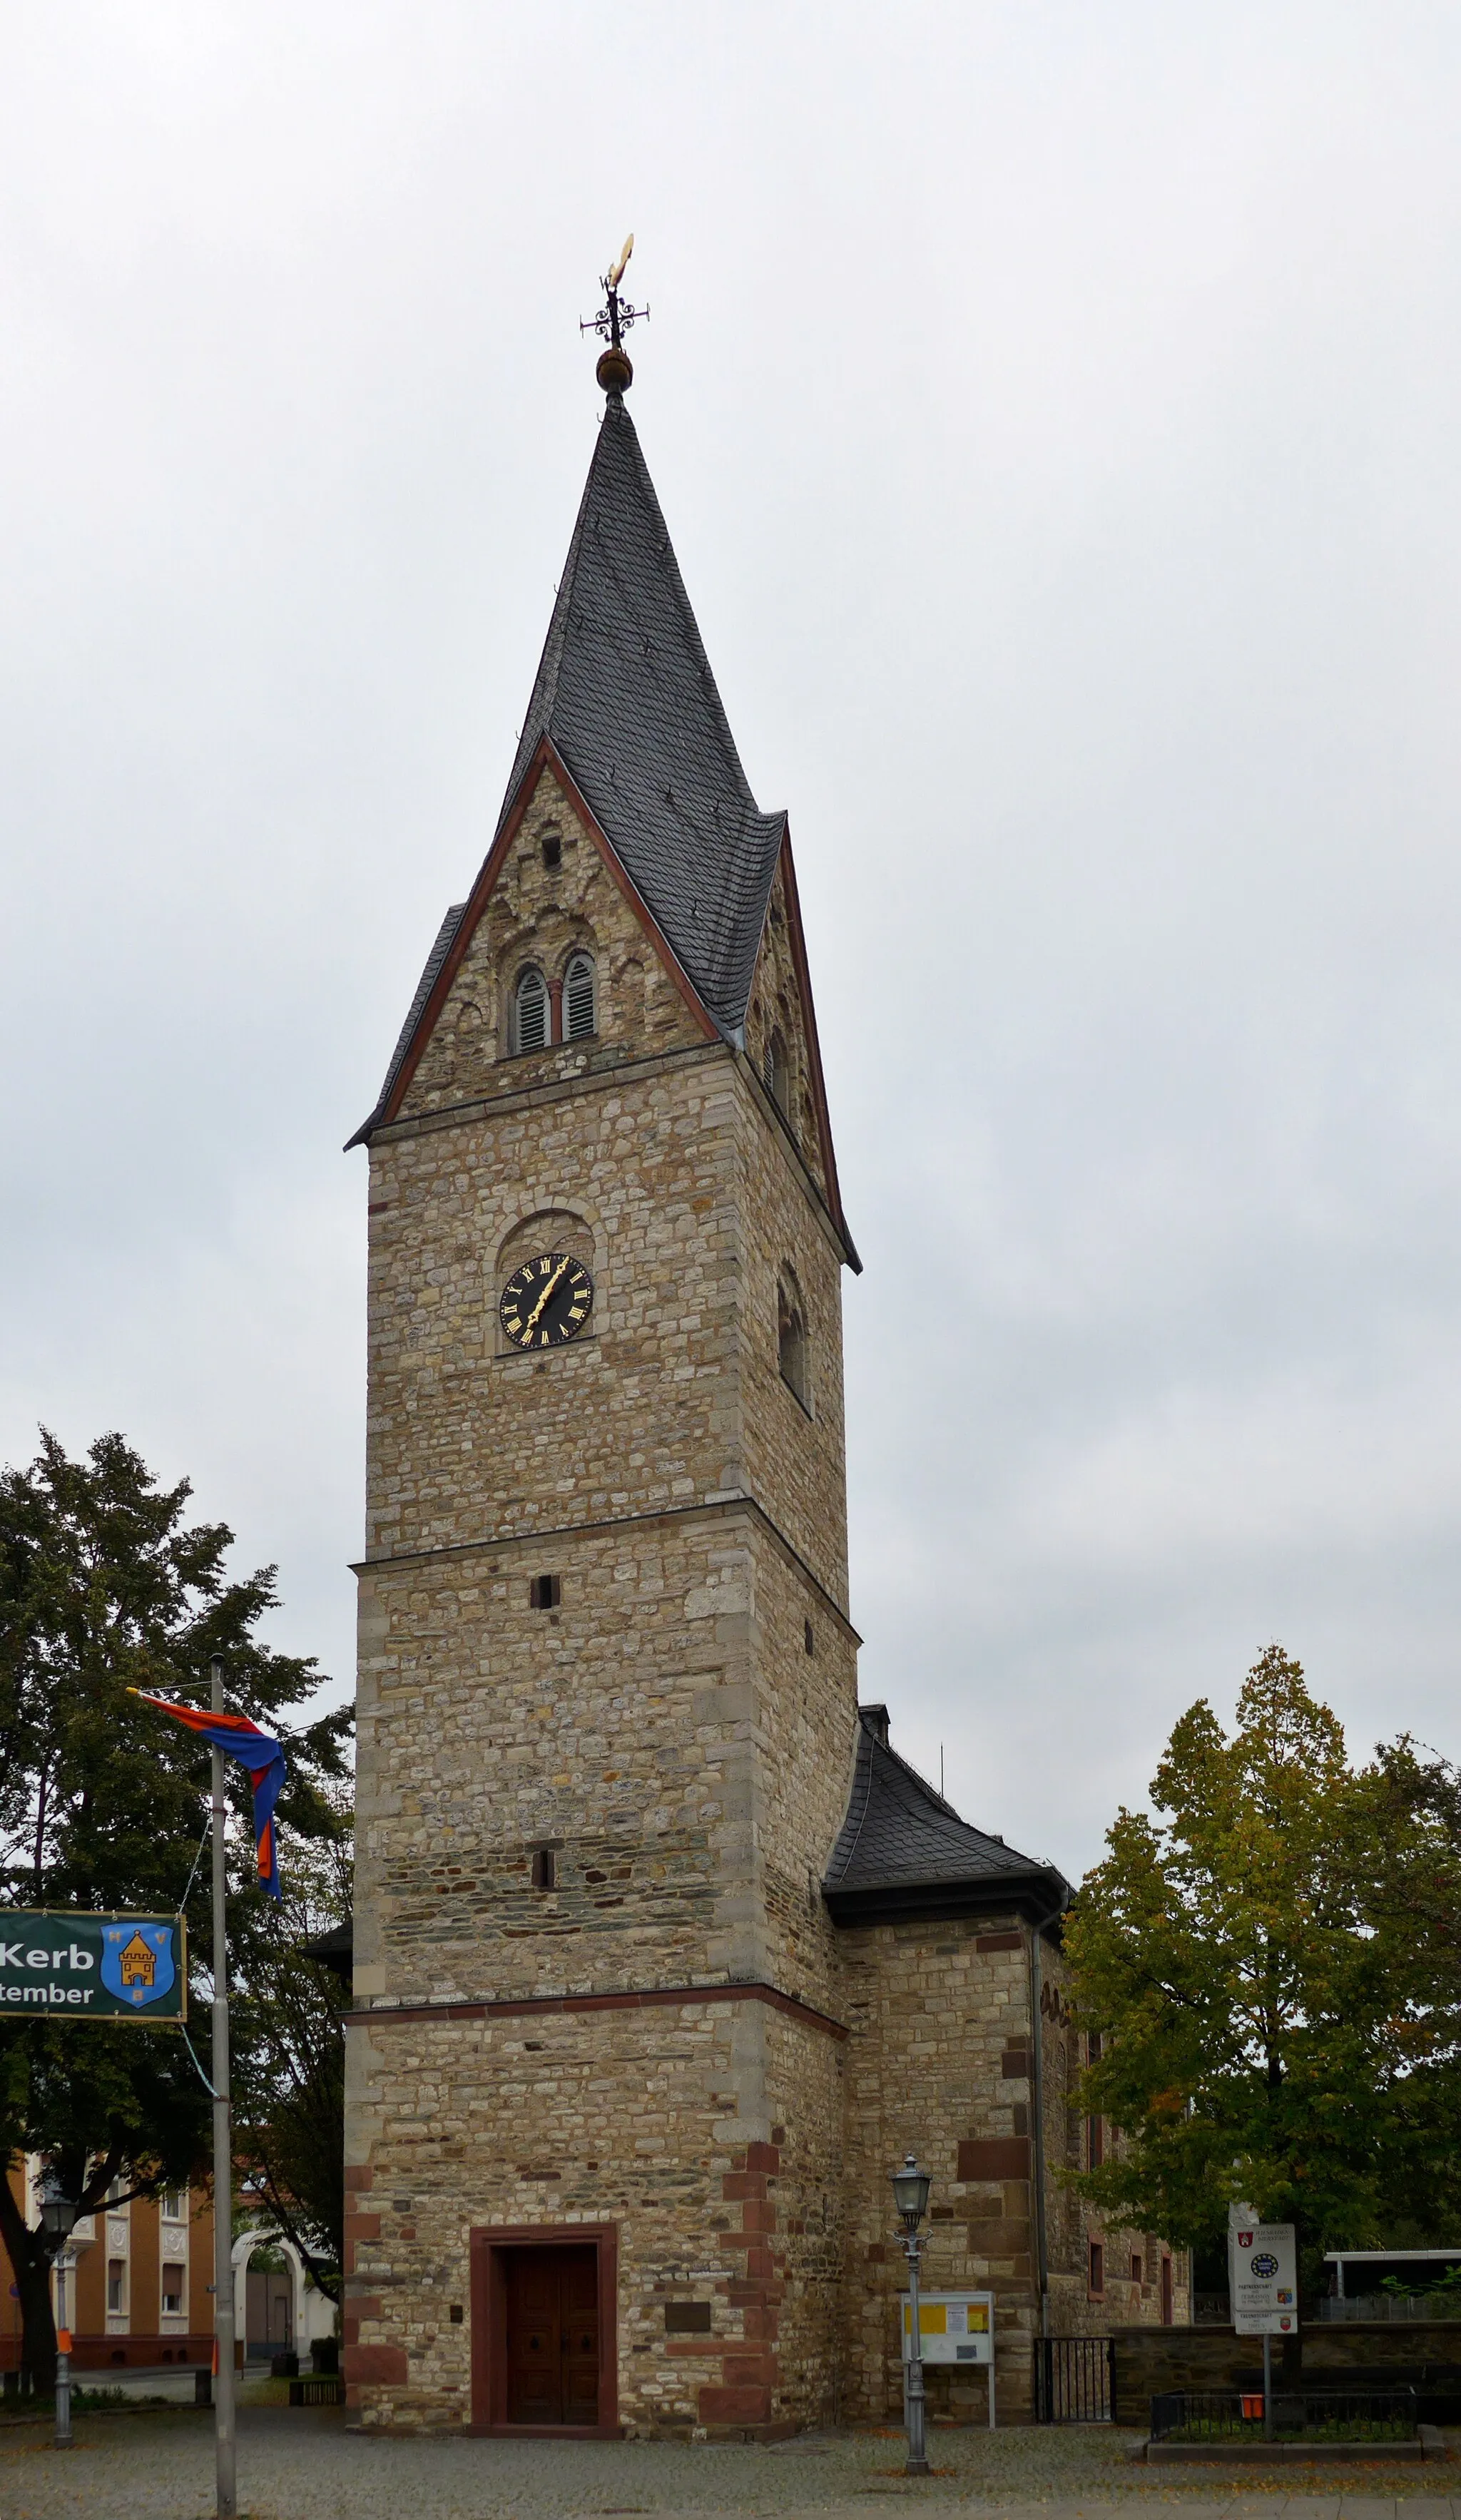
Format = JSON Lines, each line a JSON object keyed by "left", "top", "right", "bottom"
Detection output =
{"left": 522, "top": 1258, "right": 569, "bottom": 1335}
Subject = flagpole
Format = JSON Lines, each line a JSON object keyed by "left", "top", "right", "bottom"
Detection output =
{"left": 210, "top": 1652, "right": 238, "bottom": 2520}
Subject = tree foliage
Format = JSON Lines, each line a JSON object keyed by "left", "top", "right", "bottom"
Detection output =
{"left": 1064, "top": 1647, "right": 1461, "bottom": 2287}
{"left": 0, "top": 1428, "right": 350, "bottom": 2386}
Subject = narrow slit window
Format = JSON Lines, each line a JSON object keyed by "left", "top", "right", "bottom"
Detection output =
{"left": 1088, "top": 2240, "right": 1104, "bottom": 2297}
{"left": 564, "top": 952, "right": 596, "bottom": 1040}
{"left": 514, "top": 965, "right": 548, "bottom": 1054}
{"left": 531, "top": 1847, "right": 557, "bottom": 1891}
{"left": 1131, "top": 2253, "right": 1144, "bottom": 2285}
{"left": 529, "top": 1573, "right": 561, "bottom": 1609}
{"left": 763, "top": 1029, "right": 790, "bottom": 1110}
{"left": 803, "top": 1618, "right": 815, "bottom": 1656}
{"left": 778, "top": 1275, "right": 810, "bottom": 1412}
{"left": 541, "top": 831, "right": 562, "bottom": 869}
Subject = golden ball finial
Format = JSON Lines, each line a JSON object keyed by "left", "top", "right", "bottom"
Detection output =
{"left": 596, "top": 344, "right": 633, "bottom": 394}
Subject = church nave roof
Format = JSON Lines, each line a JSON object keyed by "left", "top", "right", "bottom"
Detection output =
{"left": 823, "top": 1705, "right": 1071, "bottom": 1927}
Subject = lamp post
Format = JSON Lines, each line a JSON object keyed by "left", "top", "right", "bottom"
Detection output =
{"left": 36, "top": 2172, "right": 76, "bottom": 2449}
{"left": 891, "top": 2153, "right": 932, "bottom": 2477}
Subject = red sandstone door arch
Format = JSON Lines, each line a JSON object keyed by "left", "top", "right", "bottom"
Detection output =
{"left": 469, "top": 2223, "right": 618, "bottom": 2437}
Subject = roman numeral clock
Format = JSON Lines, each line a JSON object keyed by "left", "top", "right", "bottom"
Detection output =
{"left": 499, "top": 1250, "right": 594, "bottom": 1350}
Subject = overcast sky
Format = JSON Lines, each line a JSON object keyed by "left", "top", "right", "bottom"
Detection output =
{"left": 4, "top": 3, "right": 1460, "bottom": 1882}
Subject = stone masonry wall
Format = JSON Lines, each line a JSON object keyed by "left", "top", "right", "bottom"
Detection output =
{"left": 1106, "top": 2321, "right": 1461, "bottom": 2426}
{"left": 365, "top": 1049, "right": 743, "bottom": 1563}
{"left": 350, "top": 754, "right": 882, "bottom": 2435}
{"left": 835, "top": 1914, "right": 1042, "bottom": 2427}
{"left": 744, "top": 856, "right": 830, "bottom": 1200}
{"left": 354, "top": 1512, "right": 858, "bottom": 2011}
{"left": 400, "top": 773, "right": 709, "bottom": 1119}
{"left": 832, "top": 1916, "right": 1187, "bottom": 2428}
{"left": 344, "top": 1991, "right": 844, "bottom": 2437}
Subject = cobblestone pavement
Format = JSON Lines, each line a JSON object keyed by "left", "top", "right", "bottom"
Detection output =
{"left": 1, "top": 2409, "right": 1458, "bottom": 2520}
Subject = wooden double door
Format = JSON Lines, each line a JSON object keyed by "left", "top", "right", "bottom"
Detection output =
{"left": 504, "top": 2245, "right": 600, "bottom": 2426}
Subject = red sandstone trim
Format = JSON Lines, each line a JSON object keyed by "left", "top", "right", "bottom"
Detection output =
{"left": 344, "top": 1979, "right": 848, "bottom": 2041}
{"left": 703, "top": 2140, "right": 783, "bottom": 2431}
{"left": 468, "top": 2220, "right": 619, "bottom": 2438}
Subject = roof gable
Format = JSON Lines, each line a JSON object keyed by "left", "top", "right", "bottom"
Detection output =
{"left": 347, "top": 747, "right": 716, "bottom": 1143}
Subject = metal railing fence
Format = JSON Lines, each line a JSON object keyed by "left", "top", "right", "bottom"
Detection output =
{"left": 1149, "top": 2385, "right": 1418, "bottom": 2442}
{"left": 1032, "top": 2336, "right": 1116, "bottom": 2423}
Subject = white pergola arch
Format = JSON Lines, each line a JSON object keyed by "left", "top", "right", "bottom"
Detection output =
{"left": 230, "top": 2225, "right": 307, "bottom": 2352}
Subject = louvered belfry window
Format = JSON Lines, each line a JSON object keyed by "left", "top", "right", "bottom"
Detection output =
{"left": 514, "top": 965, "right": 548, "bottom": 1054}
{"left": 564, "top": 952, "right": 596, "bottom": 1040}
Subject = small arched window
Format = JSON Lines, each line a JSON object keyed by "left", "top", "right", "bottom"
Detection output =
{"left": 763, "top": 1029, "right": 790, "bottom": 1111}
{"left": 564, "top": 952, "right": 596, "bottom": 1041}
{"left": 513, "top": 965, "right": 548, "bottom": 1054}
{"left": 778, "top": 1272, "right": 810, "bottom": 1413}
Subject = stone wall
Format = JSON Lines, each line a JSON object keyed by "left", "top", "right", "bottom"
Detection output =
{"left": 743, "top": 853, "right": 831, "bottom": 1201}
{"left": 830, "top": 1916, "right": 1188, "bottom": 2427}
{"left": 350, "top": 753, "right": 865, "bottom": 2431}
{"left": 344, "top": 1989, "right": 845, "bottom": 2437}
{"left": 399, "top": 774, "right": 711, "bottom": 1120}
{"left": 834, "top": 1912, "right": 1041, "bottom": 2425}
{"left": 353, "top": 1510, "right": 855, "bottom": 2014}
{"left": 1109, "top": 2320, "right": 1461, "bottom": 2424}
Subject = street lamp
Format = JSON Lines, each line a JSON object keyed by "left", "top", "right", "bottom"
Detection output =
{"left": 36, "top": 2170, "right": 77, "bottom": 2450}
{"left": 890, "top": 2153, "right": 932, "bottom": 2476}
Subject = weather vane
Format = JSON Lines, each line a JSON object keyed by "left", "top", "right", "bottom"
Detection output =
{"left": 581, "top": 234, "right": 649, "bottom": 392}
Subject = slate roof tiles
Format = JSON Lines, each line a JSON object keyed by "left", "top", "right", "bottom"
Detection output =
{"left": 823, "top": 1707, "right": 1071, "bottom": 1924}
{"left": 352, "top": 389, "right": 786, "bottom": 1143}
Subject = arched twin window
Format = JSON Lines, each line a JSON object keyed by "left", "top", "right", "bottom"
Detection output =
{"left": 511, "top": 953, "right": 597, "bottom": 1055}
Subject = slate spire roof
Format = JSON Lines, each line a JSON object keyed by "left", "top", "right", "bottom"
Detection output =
{"left": 351, "top": 387, "right": 791, "bottom": 1146}
{"left": 823, "top": 1707, "right": 1071, "bottom": 1927}
{"left": 497, "top": 390, "right": 787, "bottom": 1040}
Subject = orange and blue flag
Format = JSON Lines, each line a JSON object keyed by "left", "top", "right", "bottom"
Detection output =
{"left": 132, "top": 1693, "right": 287, "bottom": 1898}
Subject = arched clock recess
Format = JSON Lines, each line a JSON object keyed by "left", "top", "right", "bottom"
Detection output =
{"left": 494, "top": 1208, "right": 599, "bottom": 1357}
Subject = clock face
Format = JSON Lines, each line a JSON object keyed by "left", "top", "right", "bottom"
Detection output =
{"left": 499, "top": 1251, "right": 594, "bottom": 1351}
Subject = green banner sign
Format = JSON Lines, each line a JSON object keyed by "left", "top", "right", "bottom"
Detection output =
{"left": 0, "top": 1911, "right": 187, "bottom": 2021}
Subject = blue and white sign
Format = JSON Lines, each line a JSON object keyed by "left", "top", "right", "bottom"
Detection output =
{"left": 1229, "top": 2204, "right": 1298, "bottom": 2334}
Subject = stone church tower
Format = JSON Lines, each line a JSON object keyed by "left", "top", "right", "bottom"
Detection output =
{"left": 343, "top": 338, "right": 1185, "bottom": 2439}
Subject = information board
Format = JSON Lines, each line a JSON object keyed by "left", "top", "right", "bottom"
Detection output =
{"left": 1228, "top": 2203, "right": 1298, "bottom": 2335}
{"left": 900, "top": 2291, "right": 994, "bottom": 2365}
{"left": 0, "top": 1912, "right": 186, "bottom": 2020}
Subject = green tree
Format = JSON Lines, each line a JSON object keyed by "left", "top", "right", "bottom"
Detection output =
{"left": 0, "top": 1428, "right": 350, "bottom": 2389}
{"left": 1064, "top": 1646, "right": 1461, "bottom": 2298}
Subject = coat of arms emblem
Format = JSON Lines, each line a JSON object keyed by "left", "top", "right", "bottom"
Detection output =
{"left": 101, "top": 1922, "right": 175, "bottom": 2008}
